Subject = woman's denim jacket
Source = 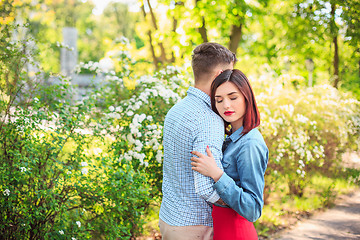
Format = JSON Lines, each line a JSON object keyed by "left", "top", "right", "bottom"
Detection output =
{"left": 213, "top": 126, "right": 269, "bottom": 222}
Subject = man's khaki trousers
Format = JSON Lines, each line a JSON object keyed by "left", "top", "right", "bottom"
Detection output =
{"left": 159, "top": 219, "right": 213, "bottom": 240}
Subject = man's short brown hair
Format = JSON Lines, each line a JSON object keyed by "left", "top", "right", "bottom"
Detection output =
{"left": 191, "top": 42, "right": 237, "bottom": 83}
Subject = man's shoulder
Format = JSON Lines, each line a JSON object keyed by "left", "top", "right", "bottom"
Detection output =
{"left": 166, "top": 95, "right": 217, "bottom": 119}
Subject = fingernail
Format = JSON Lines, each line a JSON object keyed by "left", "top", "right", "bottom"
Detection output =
{"left": 190, "top": 151, "right": 193, "bottom": 153}
{"left": 207, "top": 145, "right": 209, "bottom": 149}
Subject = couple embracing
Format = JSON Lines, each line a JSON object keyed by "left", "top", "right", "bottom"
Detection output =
{"left": 159, "top": 42, "right": 269, "bottom": 240}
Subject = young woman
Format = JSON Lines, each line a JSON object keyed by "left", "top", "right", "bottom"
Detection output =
{"left": 191, "top": 69, "right": 269, "bottom": 240}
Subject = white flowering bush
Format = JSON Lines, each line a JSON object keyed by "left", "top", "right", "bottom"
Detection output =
{"left": 253, "top": 73, "right": 360, "bottom": 197}
{"left": 99, "top": 65, "right": 190, "bottom": 198}
{"left": 75, "top": 37, "right": 141, "bottom": 107}
{"left": 0, "top": 26, "right": 152, "bottom": 238}
{"left": 0, "top": 77, "right": 152, "bottom": 239}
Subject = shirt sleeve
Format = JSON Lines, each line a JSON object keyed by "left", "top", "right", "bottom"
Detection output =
{"left": 192, "top": 115, "right": 224, "bottom": 203}
{"left": 213, "top": 139, "right": 268, "bottom": 222}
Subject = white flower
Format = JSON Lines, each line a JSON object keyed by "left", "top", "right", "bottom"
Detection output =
{"left": 93, "top": 148, "right": 102, "bottom": 156}
{"left": 72, "top": 238, "right": 77, "bottom": 240}
{"left": 34, "top": 97, "right": 39, "bottom": 102}
{"left": 3, "top": 189, "right": 10, "bottom": 196}
{"left": 124, "top": 153, "right": 132, "bottom": 161}
{"left": 108, "top": 106, "right": 115, "bottom": 112}
{"left": 138, "top": 114, "right": 146, "bottom": 123}
{"left": 67, "top": 171, "right": 72, "bottom": 175}
{"left": 156, "top": 150, "right": 163, "bottom": 163}
{"left": 59, "top": 230, "right": 64, "bottom": 235}
{"left": 80, "top": 162, "right": 88, "bottom": 167}
{"left": 127, "top": 111, "right": 134, "bottom": 116}
{"left": 127, "top": 134, "right": 135, "bottom": 144}
{"left": 81, "top": 168, "right": 88, "bottom": 175}
{"left": 108, "top": 112, "right": 121, "bottom": 119}
{"left": 135, "top": 139, "right": 143, "bottom": 148}
{"left": 99, "top": 57, "right": 114, "bottom": 72}
{"left": 76, "top": 221, "right": 81, "bottom": 228}
{"left": 20, "top": 167, "right": 27, "bottom": 172}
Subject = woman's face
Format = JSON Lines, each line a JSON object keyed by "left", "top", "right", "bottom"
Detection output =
{"left": 214, "top": 81, "right": 246, "bottom": 132}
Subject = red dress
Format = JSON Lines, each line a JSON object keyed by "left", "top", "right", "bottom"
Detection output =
{"left": 212, "top": 205, "right": 258, "bottom": 240}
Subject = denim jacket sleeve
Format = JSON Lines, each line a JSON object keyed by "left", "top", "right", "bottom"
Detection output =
{"left": 213, "top": 139, "right": 268, "bottom": 222}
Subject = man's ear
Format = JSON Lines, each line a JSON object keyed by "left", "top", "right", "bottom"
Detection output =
{"left": 214, "top": 69, "right": 223, "bottom": 79}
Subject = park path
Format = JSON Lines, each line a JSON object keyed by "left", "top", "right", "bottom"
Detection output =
{"left": 273, "top": 190, "right": 360, "bottom": 240}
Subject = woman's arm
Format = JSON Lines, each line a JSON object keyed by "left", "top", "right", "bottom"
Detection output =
{"left": 191, "top": 146, "right": 224, "bottom": 182}
{"left": 191, "top": 140, "right": 268, "bottom": 222}
{"left": 215, "top": 140, "right": 268, "bottom": 222}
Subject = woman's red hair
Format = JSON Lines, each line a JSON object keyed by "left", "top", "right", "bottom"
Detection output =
{"left": 210, "top": 69, "right": 260, "bottom": 135}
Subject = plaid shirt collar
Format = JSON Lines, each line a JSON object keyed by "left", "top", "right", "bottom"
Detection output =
{"left": 187, "top": 86, "right": 211, "bottom": 108}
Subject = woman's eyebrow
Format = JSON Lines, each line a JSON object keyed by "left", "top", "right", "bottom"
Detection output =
{"left": 215, "top": 91, "right": 238, "bottom": 98}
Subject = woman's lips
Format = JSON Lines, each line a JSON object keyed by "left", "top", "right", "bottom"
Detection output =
{"left": 224, "top": 111, "right": 234, "bottom": 116}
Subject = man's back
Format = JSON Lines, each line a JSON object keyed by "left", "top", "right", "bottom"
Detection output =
{"left": 159, "top": 87, "right": 224, "bottom": 227}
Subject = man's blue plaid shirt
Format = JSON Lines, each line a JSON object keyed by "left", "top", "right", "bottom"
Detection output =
{"left": 159, "top": 86, "right": 225, "bottom": 227}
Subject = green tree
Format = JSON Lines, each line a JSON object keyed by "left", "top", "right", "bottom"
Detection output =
{"left": 289, "top": 0, "right": 359, "bottom": 88}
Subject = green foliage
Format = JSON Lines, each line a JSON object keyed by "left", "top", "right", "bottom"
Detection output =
{"left": 98, "top": 64, "right": 190, "bottom": 198}
{"left": 1, "top": 25, "right": 151, "bottom": 239}
{"left": 253, "top": 73, "right": 360, "bottom": 196}
{"left": 0, "top": 78, "right": 151, "bottom": 239}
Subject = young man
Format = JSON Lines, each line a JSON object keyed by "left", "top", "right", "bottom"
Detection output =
{"left": 159, "top": 42, "right": 237, "bottom": 240}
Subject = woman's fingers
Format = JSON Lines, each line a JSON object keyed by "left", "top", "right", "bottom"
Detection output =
{"left": 206, "top": 146, "right": 213, "bottom": 158}
{"left": 191, "top": 166, "right": 200, "bottom": 172}
{"left": 191, "top": 148, "right": 213, "bottom": 158}
{"left": 190, "top": 150, "right": 203, "bottom": 158}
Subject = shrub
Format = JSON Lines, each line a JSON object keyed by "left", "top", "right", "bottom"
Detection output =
{"left": 253, "top": 73, "right": 360, "bottom": 197}
{"left": 0, "top": 24, "right": 151, "bottom": 239}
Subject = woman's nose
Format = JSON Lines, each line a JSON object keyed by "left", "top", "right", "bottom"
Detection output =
{"left": 223, "top": 99, "right": 230, "bottom": 109}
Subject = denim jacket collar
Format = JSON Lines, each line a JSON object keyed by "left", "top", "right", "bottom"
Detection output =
{"left": 229, "top": 126, "right": 245, "bottom": 142}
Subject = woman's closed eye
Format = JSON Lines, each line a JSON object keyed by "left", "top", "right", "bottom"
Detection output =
{"left": 230, "top": 97, "right": 238, "bottom": 100}
{"left": 215, "top": 97, "right": 223, "bottom": 103}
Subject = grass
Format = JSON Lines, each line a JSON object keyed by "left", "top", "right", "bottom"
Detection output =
{"left": 256, "top": 171, "right": 359, "bottom": 238}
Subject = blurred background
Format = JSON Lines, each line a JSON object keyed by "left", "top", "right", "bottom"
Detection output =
{"left": 1, "top": 0, "right": 359, "bottom": 95}
{"left": 1, "top": 1, "right": 360, "bottom": 239}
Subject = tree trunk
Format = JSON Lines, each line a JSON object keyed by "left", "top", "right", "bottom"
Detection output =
{"left": 170, "top": 2, "right": 184, "bottom": 63}
{"left": 228, "top": 23, "right": 242, "bottom": 53}
{"left": 146, "top": 0, "right": 167, "bottom": 64}
{"left": 198, "top": 17, "right": 208, "bottom": 42}
{"left": 195, "top": 0, "right": 208, "bottom": 42}
{"left": 358, "top": 49, "right": 360, "bottom": 77}
{"left": 140, "top": 2, "right": 159, "bottom": 69}
{"left": 330, "top": 3, "right": 340, "bottom": 88}
{"left": 333, "top": 35, "right": 340, "bottom": 88}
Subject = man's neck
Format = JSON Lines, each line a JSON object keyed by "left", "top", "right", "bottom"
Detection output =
{"left": 194, "top": 84, "right": 211, "bottom": 96}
